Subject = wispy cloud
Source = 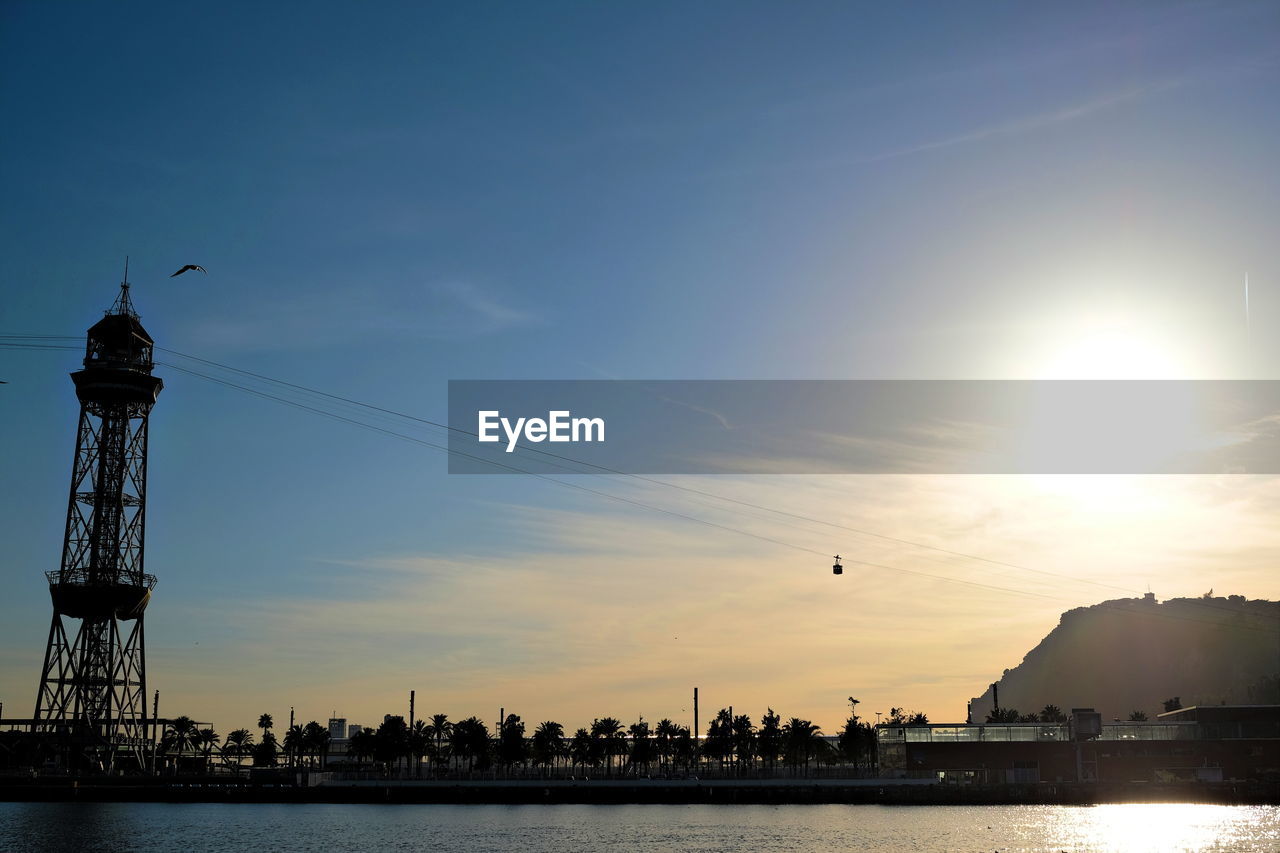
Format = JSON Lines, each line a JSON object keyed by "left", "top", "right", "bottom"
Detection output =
{"left": 700, "top": 83, "right": 1168, "bottom": 184}
{"left": 698, "top": 38, "right": 1277, "bottom": 183}
{"left": 656, "top": 393, "right": 734, "bottom": 431}
{"left": 430, "top": 280, "right": 536, "bottom": 333}
{"left": 180, "top": 279, "right": 540, "bottom": 353}
{"left": 689, "top": 418, "right": 1002, "bottom": 475}
{"left": 857, "top": 86, "right": 1157, "bottom": 165}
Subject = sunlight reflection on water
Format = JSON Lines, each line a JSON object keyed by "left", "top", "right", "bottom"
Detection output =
{"left": 1027, "top": 803, "right": 1278, "bottom": 853}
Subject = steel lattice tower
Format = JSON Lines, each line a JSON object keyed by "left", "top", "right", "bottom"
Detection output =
{"left": 33, "top": 281, "right": 163, "bottom": 773}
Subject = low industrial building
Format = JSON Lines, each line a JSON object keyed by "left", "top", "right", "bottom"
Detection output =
{"left": 876, "top": 705, "right": 1279, "bottom": 784}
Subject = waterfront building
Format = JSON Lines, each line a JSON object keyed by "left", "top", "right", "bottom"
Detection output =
{"left": 875, "top": 705, "right": 1279, "bottom": 783}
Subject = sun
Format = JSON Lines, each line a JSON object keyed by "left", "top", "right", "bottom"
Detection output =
{"left": 1017, "top": 319, "right": 1204, "bottom": 498}
{"left": 1034, "top": 326, "right": 1190, "bottom": 380}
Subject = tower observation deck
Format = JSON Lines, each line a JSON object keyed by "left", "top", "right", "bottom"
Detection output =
{"left": 32, "top": 281, "right": 163, "bottom": 772}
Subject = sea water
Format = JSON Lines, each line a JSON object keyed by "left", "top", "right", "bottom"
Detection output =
{"left": 1, "top": 801, "right": 1276, "bottom": 852}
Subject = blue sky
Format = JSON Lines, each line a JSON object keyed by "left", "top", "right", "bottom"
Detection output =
{"left": 2, "top": 1, "right": 1278, "bottom": 733}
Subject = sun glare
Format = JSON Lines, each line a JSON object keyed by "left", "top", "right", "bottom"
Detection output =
{"left": 1019, "top": 319, "right": 1204, "bottom": 502}
{"left": 1035, "top": 327, "right": 1190, "bottom": 380}
{"left": 1055, "top": 803, "right": 1274, "bottom": 852}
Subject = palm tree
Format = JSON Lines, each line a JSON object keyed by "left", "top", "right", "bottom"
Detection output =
{"left": 672, "top": 725, "right": 694, "bottom": 773}
{"left": 158, "top": 716, "right": 199, "bottom": 774}
{"left": 496, "top": 714, "right": 528, "bottom": 772}
{"left": 837, "top": 714, "right": 861, "bottom": 771}
{"left": 590, "top": 718, "right": 625, "bottom": 777}
{"left": 375, "top": 716, "right": 410, "bottom": 774}
{"left": 258, "top": 713, "right": 274, "bottom": 741}
{"left": 222, "top": 729, "right": 254, "bottom": 775}
{"left": 531, "top": 721, "right": 565, "bottom": 777}
{"left": 170, "top": 716, "right": 198, "bottom": 768}
{"left": 731, "top": 714, "right": 756, "bottom": 775}
{"left": 347, "top": 727, "right": 376, "bottom": 767}
{"left": 704, "top": 709, "right": 732, "bottom": 772}
{"left": 318, "top": 726, "right": 333, "bottom": 768}
{"left": 195, "top": 728, "right": 220, "bottom": 773}
{"left": 887, "top": 707, "right": 930, "bottom": 725}
{"left": 408, "top": 720, "right": 429, "bottom": 777}
{"left": 758, "top": 709, "right": 782, "bottom": 773}
{"left": 425, "top": 714, "right": 452, "bottom": 774}
{"left": 252, "top": 731, "right": 279, "bottom": 767}
{"left": 301, "top": 721, "right": 330, "bottom": 769}
{"left": 449, "top": 717, "right": 490, "bottom": 774}
{"left": 1040, "top": 704, "right": 1066, "bottom": 723}
{"left": 569, "top": 727, "right": 593, "bottom": 775}
{"left": 282, "top": 724, "right": 305, "bottom": 769}
{"left": 627, "top": 718, "right": 654, "bottom": 776}
{"left": 1128, "top": 710, "right": 1149, "bottom": 722}
{"left": 780, "top": 718, "right": 823, "bottom": 776}
{"left": 654, "top": 718, "right": 677, "bottom": 774}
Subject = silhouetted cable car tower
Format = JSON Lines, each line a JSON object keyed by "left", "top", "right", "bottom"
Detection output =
{"left": 32, "top": 274, "right": 163, "bottom": 772}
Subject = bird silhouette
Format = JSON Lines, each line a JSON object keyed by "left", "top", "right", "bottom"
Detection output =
{"left": 170, "top": 264, "right": 207, "bottom": 277}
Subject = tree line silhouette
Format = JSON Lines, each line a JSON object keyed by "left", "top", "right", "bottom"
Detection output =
{"left": 982, "top": 700, "right": 1185, "bottom": 724}
{"left": 154, "top": 706, "right": 881, "bottom": 778}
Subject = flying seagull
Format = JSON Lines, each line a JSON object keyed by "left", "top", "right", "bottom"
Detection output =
{"left": 170, "top": 264, "right": 207, "bottom": 277}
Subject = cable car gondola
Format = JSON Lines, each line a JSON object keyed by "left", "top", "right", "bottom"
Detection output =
{"left": 832, "top": 555, "right": 842, "bottom": 575}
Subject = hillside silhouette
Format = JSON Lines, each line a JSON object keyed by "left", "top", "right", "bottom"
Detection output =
{"left": 969, "top": 595, "right": 1280, "bottom": 722}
